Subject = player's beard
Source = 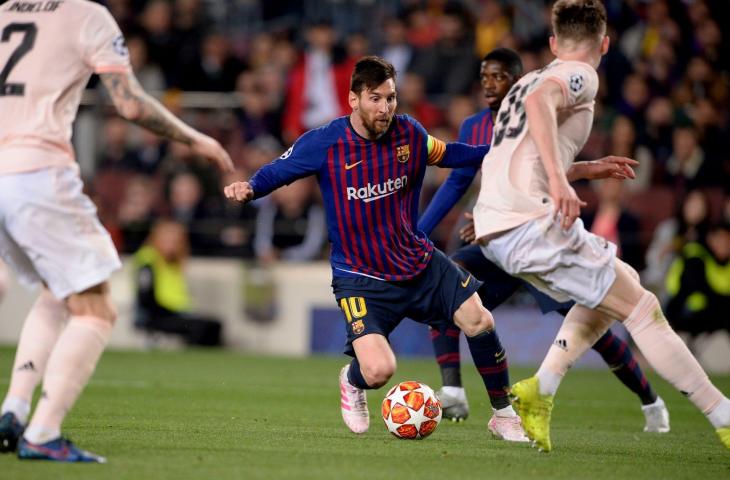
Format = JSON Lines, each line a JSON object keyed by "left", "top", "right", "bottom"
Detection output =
{"left": 361, "top": 112, "right": 392, "bottom": 139}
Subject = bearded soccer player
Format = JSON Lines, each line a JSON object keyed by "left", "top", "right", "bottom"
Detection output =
{"left": 419, "top": 48, "right": 669, "bottom": 435}
{"left": 473, "top": 0, "right": 730, "bottom": 452}
{"left": 0, "top": 0, "right": 233, "bottom": 462}
{"left": 225, "top": 56, "right": 526, "bottom": 439}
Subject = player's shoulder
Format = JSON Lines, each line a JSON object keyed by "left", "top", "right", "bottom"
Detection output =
{"left": 293, "top": 117, "right": 347, "bottom": 149}
{"left": 461, "top": 109, "right": 490, "bottom": 127}
{"left": 547, "top": 59, "right": 598, "bottom": 82}
{"left": 395, "top": 114, "right": 428, "bottom": 135}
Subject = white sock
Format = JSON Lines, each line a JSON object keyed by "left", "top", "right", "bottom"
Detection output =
{"left": 26, "top": 315, "right": 112, "bottom": 436}
{"left": 707, "top": 397, "right": 730, "bottom": 429}
{"left": 1, "top": 396, "right": 31, "bottom": 424}
{"left": 535, "top": 306, "right": 613, "bottom": 397}
{"left": 494, "top": 405, "right": 517, "bottom": 418}
{"left": 22, "top": 425, "right": 61, "bottom": 445}
{"left": 441, "top": 386, "right": 466, "bottom": 400}
{"left": 641, "top": 396, "right": 665, "bottom": 412}
{"left": 535, "top": 368, "right": 563, "bottom": 396}
{"left": 4, "top": 289, "right": 68, "bottom": 407}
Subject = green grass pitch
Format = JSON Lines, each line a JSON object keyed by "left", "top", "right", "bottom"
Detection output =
{"left": 0, "top": 347, "right": 728, "bottom": 479}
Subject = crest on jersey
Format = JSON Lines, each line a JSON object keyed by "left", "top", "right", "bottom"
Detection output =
{"left": 569, "top": 73, "right": 584, "bottom": 94}
{"left": 396, "top": 144, "right": 410, "bottom": 163}
{"left": 279, "top": 146, "right": 293, "bottom": 159}
{"left": 112, "top": 35, "right": 129, "bottom": 58}
{"left": 352, "top": 320, "right": 365, "bottom": 335}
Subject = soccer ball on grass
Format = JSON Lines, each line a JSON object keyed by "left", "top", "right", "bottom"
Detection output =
{"left": 381, "top": 381, "right": 442, "bottom": 439}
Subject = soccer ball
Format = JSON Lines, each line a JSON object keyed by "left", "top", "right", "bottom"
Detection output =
{"left": 381, "top": 381, "right": 442, "bottom": 439}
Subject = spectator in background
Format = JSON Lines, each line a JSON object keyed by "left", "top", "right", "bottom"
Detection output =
{"left": 235, "top": 73, "right": 282, "bottom": 143}
{"left": 473, "top": 0, "right": 509, "bottom": 58}
{"left": 166, "top": 170, "right": 212, "bottom": 253}
{"left": 134, "top": 220, "right": 222, "bottom": 346}
{"left": 608, "top": 115, "right": 653, "bottom": 192}
{"left": 379, "top": 16, "right": 413, "bottom": 85}
{"left": 665, "top": 220, "right": 730, "bottom": 351}
{"left": 583, "top": 178, "right": 643, "bottom": 270}
{"left": 205, "top": 169, "right": 258, "bottom": 258}
{"left": 254, "top": 177, "right": 326, "bottom": 264}
{"left": 138, "top": 0, "right": 177, "bottom": 87}
{"left": 641, "top": 96, "right": 674, "bottom": 170}
{"left": 126, "top": 34, "right": 166, "bottom": 92}
{"left": 404, "top": 5, "right": 440, "bottom": 49}
{"left": 118, "top": 175, "right": 160, "bottom": 253}
{"left": 282, "top": 20, "right": 355, "bottom": 144}
{"left": 643, "top": 189, "right": 711, "bottom": 296}
{"left": 184, "top": 32, "right": 246, "bottom": 91}
{"left": 97, "top": 117, "right": 143, "bottom": 173}
{"left": 617, "top": 74, "right": 650, "bottom": 128}
{"left": 396, "top": 73, "right": 442, "bottom": 130}
{"left": 666, "top": 125, "right": 719, "bottom": 191}
{"left": 409, "top": 3, "right": 478, "bottom": 97}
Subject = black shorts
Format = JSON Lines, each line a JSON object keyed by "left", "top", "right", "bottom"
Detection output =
{"left": 332, "top": 249, "right": 482, "bottom": 356}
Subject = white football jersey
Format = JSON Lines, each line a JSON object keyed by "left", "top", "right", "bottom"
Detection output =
{"left": 473, "top": 59, "right": 598, "bottom": 239}
{"left": 0, "top": 0, "right": 130, "bottom": 175}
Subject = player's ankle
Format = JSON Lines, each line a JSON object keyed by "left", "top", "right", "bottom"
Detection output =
{"left": 707, "top": 397, "right": 730, "bottom": 429}
{"left": 441, "top": 386, "right": 466, "bottom": 399}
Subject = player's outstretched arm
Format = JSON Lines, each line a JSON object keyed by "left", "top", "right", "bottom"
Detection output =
{"left": 100, "top": 71, "right": 233, "bottom": 173}
{"left": 566, "top": 156, "right": 638, "bottom": 182}
{"left": 524, "top": 80, "right": 585, "bottom": 229}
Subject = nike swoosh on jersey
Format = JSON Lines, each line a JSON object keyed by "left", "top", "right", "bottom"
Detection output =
{"left": 344, "top": 160, "right": 363, "bottom": 170}
{"left": 461, "top": 274, "right": 471, "bottom": 288}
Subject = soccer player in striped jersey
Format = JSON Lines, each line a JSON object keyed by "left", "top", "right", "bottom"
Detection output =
{"left": 225, "top": 56, "right": 528, "bottom": 440}
{"left": 419, "top": 48, "right": 669, "bottom": 435}
{"left": 474, "top": 0, "right": 730, "bottom": 452}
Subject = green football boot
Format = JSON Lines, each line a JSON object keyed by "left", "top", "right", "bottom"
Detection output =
{"left": 511, "top": 376, "right": 554, "bottom": 452}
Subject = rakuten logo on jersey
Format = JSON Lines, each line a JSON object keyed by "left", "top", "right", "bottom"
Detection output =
{"left": 346, "top": 176, "right": 408, "bottom": 203}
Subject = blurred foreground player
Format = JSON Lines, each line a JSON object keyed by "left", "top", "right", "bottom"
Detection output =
{"left": 0, "top": 0, "right": 232, "bottom": 462}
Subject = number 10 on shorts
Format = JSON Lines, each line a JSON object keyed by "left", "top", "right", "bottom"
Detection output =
{"left": 339, "top": 297, "right": 367, "bottom": 322}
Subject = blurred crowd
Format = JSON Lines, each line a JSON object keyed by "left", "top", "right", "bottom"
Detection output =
{"left": 87, "top": 0, "right": 729, "bottom": 325}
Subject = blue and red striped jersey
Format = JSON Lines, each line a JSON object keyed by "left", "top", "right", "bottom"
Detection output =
{"left": 459, "top": 107, "right": 494, "bottom": 144}
{"left": 417, "top": 108, "right": 493, "bottom": 235}
{"left": 248, "top": 114, "right": 486, "bottom": 281}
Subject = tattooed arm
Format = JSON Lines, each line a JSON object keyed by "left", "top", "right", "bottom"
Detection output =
{"left": 99, "top": 71, "right": 233, "bottom": 172}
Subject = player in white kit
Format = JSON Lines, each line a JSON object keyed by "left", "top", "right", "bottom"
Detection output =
{"left": 473, "top": 0, "right": 730, "bottom": 452}
{"left": 0, "top": 0, "right": 233, "bottom": 462}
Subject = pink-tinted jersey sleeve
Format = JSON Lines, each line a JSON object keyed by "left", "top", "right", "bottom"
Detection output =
{"left": 79, "top": 6, "right": 130, "bottom": 74}
{"left": 544, "top": 62, "right": 598, "bottom": 107}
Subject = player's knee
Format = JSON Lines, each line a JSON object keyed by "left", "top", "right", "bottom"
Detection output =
{"left": 454, "top": 296, "right": 494, "bottom": 336}
{"left": 66, "top": 282, "right": 117, "bottom": 325}
{"left": 361, "top": 359, "right": 396, "bottom": 388}
{"left": 621, "top": 261, "right": 641, "bottom": 283}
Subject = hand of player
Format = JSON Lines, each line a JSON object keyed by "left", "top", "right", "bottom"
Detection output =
{"left": 191, "top": 133, "right": 235, "bottom": 173}
{"left": 549, "top": 177, "right": 586, "bottom": 230}
{"left": 459, "top": 212, "right": 477, "bottom": 244}
{"left": 224, "top": 181, "right": 254, "bottom": 203}
{"left": 569, "top": 156, "right": 638, "bottom": 181}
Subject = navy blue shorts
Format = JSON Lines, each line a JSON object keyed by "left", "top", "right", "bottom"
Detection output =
{"left": 332, "top": 249, "right": 482, "bottom": 356}
{"left": 451, "top": 244, "right": 574, "bottom": 315}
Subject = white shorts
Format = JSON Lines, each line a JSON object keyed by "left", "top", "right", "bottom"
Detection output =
{"left": 480, "top": 214, "right": 617, "bottom": 308}
{"left": 0, "top": 167, "right": 121, "bottom": 299}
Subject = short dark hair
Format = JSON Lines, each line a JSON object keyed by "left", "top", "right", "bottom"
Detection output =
{"left": 350, "top": 56, "right": 396, "bottom": 95}
{"left": 551, "top": 0, "right": 607, "bottom": 44}
{"left": 483, "top": 48, "right": 523, "bottom": 78}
